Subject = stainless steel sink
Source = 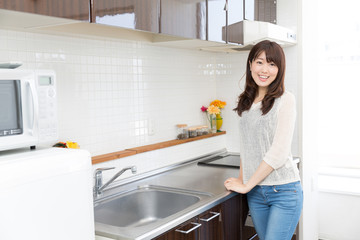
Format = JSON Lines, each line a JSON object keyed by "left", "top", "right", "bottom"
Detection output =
{"left": 94, "top": 185, "right": 211, "bottom": 228}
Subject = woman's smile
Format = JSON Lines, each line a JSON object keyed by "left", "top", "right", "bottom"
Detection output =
{"left": 259, "top": 75, "right": 270, "bottom": 82}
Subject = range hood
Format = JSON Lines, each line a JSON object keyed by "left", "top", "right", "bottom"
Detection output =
{"left": 200, "top": 20, "right": 297, "bottom": 52}
{"left": 227, "top": 20, "right": 296, "bottom": 46}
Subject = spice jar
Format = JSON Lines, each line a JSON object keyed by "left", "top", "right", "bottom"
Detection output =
{"left": 196, "top": 125, "right": 205, "bottom": 136}
{"left": 196, "top": 125, "right": 209, "bottom": 136}
{"left": 176, "top": 124, "right": 189, "bottom": 140}
{"left": 201, "top": 125, "right": 210, "bottom": 135}
{"left": 188, "top": 126, "right": 198, "bottom": 138}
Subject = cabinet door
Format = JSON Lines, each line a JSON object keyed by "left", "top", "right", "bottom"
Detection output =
{"left": 210, "top": 0, "right": 243, "bottom": 43}
{"left": 221, "top": 194, "right": 248, "bottom": 240}
{"left": 160, "top": 0, "right": 206, "bottom": 40}
{"left": 0, "top": 0, "right": 89, "bottom": 21}
{"left": 254, "top": 0, "right": 276, "bottom": 24}
{"left": 228, "top": 0, "right": 244, "bottom": 25}
{"left": 92, "top": 0, "right": 159, "bottom": 33}
{"left": 207, "top": 0, "right": 226, "bottom": 43}
{"left": 198, "top": 205, "right": 223, "bottom": 240}
{"left": 153, "top": 217, "right": 201, "bottom": 240}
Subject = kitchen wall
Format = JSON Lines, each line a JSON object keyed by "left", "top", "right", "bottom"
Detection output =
{"left": 0, "top": 24, "right": 299, "bottom": 166}
{"left": 0, "top": 29, "right": 218, "bottom": 156}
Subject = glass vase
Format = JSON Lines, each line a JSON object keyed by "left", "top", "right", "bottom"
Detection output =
{"left": 209, "top": 114, "right": 217, "bottom": 133}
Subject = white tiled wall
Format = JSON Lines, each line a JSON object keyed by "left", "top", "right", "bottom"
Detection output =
{"left": 0, "top": 29, "right": 221, "bottom": 156}
{"left": 0, "top": 26, "right": 299, "bottom": 164}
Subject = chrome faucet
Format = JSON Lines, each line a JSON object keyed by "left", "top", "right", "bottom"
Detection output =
{"left": 93, "top": 166, "right": 137, "bottom": 198}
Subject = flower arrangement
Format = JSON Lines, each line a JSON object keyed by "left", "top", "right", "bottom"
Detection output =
{"left": 201, "top": 105, "right": 220, "bottom": 115}
{"left": 201, "top": 99, "right": 226, "bottom": 132}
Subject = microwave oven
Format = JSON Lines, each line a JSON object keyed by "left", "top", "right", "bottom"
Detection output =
{"left": 0, "top": 69, "right": 58, "bottom": 151}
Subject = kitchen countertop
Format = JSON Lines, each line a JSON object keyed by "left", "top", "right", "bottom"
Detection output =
{"left": 94, "top": 150, "right": 241, "bottom": 240}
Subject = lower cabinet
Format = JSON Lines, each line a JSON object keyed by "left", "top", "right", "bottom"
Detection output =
{"left": 153, "top": 194, "right": 248, "bottom": 240}
{"left": 198, "top": 206, "right": 223, "bottom": 240}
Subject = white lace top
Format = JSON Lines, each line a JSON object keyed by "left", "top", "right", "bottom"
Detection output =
{"left": 239, "top": 91, "right": 300, "bottom": 185}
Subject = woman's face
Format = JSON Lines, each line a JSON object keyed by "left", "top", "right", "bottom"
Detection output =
{"left": 250, "top": 51, "right": 279, "bottom": 93}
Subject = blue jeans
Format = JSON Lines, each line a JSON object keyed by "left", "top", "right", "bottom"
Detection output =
{"left": 247, "top": 181, "right": 303, "bottom": 240}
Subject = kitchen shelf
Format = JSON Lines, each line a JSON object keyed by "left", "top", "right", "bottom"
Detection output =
{"left": 91, "top": 131, "right": 226, "bottom": 164}
{"left": 91, "top": 150, "right": 137, "bottom": 165}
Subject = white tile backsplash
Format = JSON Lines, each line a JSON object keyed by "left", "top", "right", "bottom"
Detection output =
{"left": 0, "top": 27, "right": 299, "bottom": 165}
{"left": 0, "top": 28, "right": 220, "bottom": 157}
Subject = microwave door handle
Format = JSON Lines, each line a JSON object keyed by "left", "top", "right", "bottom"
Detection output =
{"left": 26, "top": 81, "right": 38, "bottom": 135}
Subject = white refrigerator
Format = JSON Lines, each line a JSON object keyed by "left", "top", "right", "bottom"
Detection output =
{"left": 0, "top": 148, "right": 95, "bottom": 240}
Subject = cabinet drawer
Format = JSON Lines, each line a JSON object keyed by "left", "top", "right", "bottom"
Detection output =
{"left": 154, "top": 217, "right": 200, "bottom": 240}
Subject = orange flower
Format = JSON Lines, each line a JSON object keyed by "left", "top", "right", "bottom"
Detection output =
{"left": 210, "top": 100, "right": 226, "bottom": 109}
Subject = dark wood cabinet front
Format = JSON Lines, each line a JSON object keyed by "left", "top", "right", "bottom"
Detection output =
{"left": 221, "top": 194, "right": 248, "bottom": 240}
{"left": 254, "top": 0, "right": 276, "bottom": 24}
{"left": 0, "top": 0, "right": 90, "bottom": 21}
{"left": 160, "top": 0, "right": 206, "bottom": 40}
{"left": 92, "top": 0, "right": 159, "bottom": 33}
{"left": 198, "top": 205, "right": 223, "bottom": 240}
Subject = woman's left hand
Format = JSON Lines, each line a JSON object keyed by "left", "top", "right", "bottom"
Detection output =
{"left": 224, "top": 177, "right": 251, "bottom": 194}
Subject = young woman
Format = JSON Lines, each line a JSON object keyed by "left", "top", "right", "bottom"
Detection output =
{"left": 224, "top": 40, "right": 303, "bottom": 240}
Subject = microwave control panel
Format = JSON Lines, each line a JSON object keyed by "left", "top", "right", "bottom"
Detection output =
{"left": 36, "top": 70, "right": 58, "bottom": 143}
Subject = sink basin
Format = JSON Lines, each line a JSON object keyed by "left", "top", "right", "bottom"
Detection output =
{"left": 94, "top": 185, "right": 211, "bottom": 228}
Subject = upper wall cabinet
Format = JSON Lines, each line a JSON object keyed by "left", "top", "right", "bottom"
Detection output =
{"left": 228, "top": 0, "right": 244, "bottom": 25}
{"left": 0, "top": 0, "right": 89, "bottom": 21}
{"left": 160, "top": 0, "right": 206, "bottom": 40}
{"left": 0, "top": 0, "right": 289, "bottom": 52}
{"left": 224, "top": 0, "right": 244, "bottom": 43}
{"left": 207, "top": 0, "right": 226, "bottom": 43}
{"left": 254, "top": 0, "right": 276, "bottom": 24}
{"left": 92, "top": 0, "right": 160, "bottom": 33}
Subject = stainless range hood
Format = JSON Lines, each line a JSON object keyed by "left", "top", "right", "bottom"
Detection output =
{"left": 199, "top": 20, "right": 297, "bottom": 52}
{"left": 226, "top": 20, "right": 296, "bottom": 46}
{"left": 213, "top": 20, "right": 297, "bottom": 51}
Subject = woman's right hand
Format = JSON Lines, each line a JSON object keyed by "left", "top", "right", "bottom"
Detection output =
{"left": 224, "top": 177, "right": 251, "bottom": 194}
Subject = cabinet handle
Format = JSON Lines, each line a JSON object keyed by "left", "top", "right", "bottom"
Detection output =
{"left": 200, "top": 211, "right": 221, "bottom": 222}
{"left": 175, "top": 222, "right": 202, "bottom": 234}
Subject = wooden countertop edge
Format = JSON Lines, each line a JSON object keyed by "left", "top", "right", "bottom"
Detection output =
{"left": 91, "top": 131, "right": 226, "bottom": 164}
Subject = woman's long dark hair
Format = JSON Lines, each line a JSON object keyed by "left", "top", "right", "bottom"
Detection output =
{"left": 234, "top": 40, "right": 286, "bottom": 116}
